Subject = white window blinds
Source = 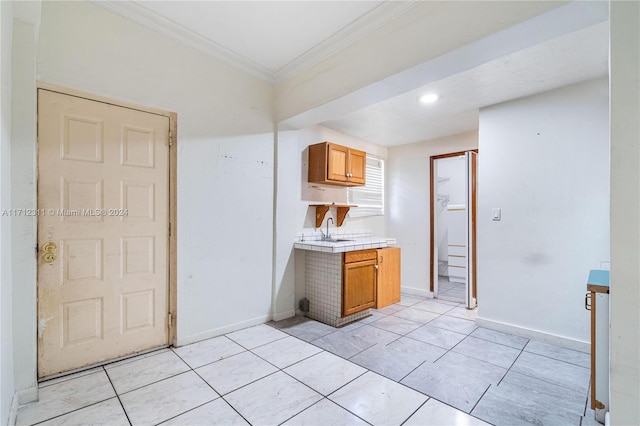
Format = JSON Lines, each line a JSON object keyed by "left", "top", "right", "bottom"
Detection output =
{"left": 348, "top": 154, "right": 384, "bottom": 217}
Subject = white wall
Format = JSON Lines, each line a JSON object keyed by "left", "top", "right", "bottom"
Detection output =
{"left": 2, "top": 0, "right": 41, "bottom": 415}
{"left": 0, "top": 1, "right": 15, "bottom": 423}
{"left": 11, "top": 14, "right": 38, "bottom": 406}
{"left": 477, "top": 78, "right": 609, "bottom": 350}
{"left": 609, "top": 1, "right": 640, "bottom": 423}
{"left": 387, "top": 131, "right": 478, "bottom": 297}
{"left": 23, "top": 0, "right": 274, "bottom": 375}
{"left": 272, "top": 130, "right": 300, "bottom": 321}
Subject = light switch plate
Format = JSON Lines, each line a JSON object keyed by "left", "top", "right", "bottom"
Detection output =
{"left": 492, "top": 208, "right": 501, "bottom": 221}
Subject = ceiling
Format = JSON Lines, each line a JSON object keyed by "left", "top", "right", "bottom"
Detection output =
{"left": 95, "top": 1, "right": 609, "bottom": 147}
{"left": 321, "top": 21, "right": 609, "bottom": 146}
{"left": 97, "top": 0, "right": 418, "bottom": 82}
{"left": 135, "top": 1, "right": 384, "bottom": 75}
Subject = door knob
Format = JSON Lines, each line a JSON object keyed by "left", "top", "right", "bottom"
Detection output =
{"left": 42, "top": 242, "right": 57, "bottom": 264}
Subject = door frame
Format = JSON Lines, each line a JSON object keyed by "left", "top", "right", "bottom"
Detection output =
{"left": 36, "top": 81, "right": 178, "bottom": 349}
{"left": 429, "top": 150, "right": 478, "bottom": 301}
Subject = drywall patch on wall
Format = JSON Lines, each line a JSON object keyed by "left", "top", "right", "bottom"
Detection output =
{"left": 477, "top": 77, "right": 609, "bottom": 346}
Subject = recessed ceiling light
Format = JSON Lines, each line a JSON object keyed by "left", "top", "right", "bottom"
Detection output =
{"left": 419, "top": 93, "right": 440, "bottom": 104}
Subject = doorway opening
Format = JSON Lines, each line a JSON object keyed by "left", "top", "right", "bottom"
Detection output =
{"left": 429, "top": 150, "right": 477, "bottom": 309}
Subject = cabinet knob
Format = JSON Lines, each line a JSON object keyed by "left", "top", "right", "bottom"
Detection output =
{"left": 375, "top": 264, "right": 379, "bottom": 270}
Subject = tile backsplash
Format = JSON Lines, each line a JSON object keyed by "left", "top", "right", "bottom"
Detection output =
{"left": 296, "top": 229, "right": 372, "bottom": 242}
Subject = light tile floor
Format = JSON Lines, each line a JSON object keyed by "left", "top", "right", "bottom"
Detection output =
{"left": 438, "top": 276, "right": 466, "bottom": 302}
{"left": 17, "top": 295, "right": 595, "bottom": 426}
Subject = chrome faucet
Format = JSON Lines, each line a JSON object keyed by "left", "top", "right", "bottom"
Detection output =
{"left": 324, "top": 217, "right": 334, "bottom": 241}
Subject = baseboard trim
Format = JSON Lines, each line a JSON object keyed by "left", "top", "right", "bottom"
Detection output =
{"left": 9, "top": 392, "right": 19, "bottom": 426}
{"left": 475, "top": 317, "right": 590, "bottom": 353}
{"left": 174, "top": 314, "right": 271, "bottom": 347}
{"left": 16, "top": 387, "right": 37, "bottom": 405}
{"left": 9, "top": 386, "right": 38, "bottom": 424}
{"left": 401, "top": 286, "right": 432, "bottom": 298}
{"left": 272, "top": 309, "right": 295, "bottom": 322}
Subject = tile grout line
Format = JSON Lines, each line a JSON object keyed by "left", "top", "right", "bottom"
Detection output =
{"left": 170, "top": 347, "right": 253, "bottom": 425}
{"left": 496, "top": 345, "right": 590, "bottom": 395}
{"left": 469, "top": 383, "right": 492, "bottom": 414}
{"left": 467, "top": 332, "right": 530, "bottom": 351}
{"left": 399, "top": 398, "right": 430, "bottom": 426}
{"left": 275, "top": 369, "right": 373, "bottom": 425}
{"left": 274, "top": 397, "right": 372, "bottom": 426}
{"left": 111, "top": 368, "right": 193, "bottom": 397}
{"left": 398, "top": 359, "right": 429, "bottom": 383}
{"left": 582, "top": 379, "right": 592, "bottom": 416}
{"left": 496, "top": 346, "right": 525, "bottom": 387}
{"left": 170, "top": 345, "right": 245, "bottom": 370}
{"left": 27, "top": 392, "right": 120, "bottom": 426}
{"left": 170, "top": 345, "right": 275, "bottom": 396}
{"left": 269, "top": 303, "right": 501, "bottom": 424}
{"left": 103, "top": 366, "right": 133, "bottom": 426}
{"left": 521, "top": 348, "right": 592, "bottom": 369}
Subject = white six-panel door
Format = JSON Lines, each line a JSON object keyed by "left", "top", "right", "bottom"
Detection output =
{"left": 37, "top": 90, "right": 170, "bottom": 378}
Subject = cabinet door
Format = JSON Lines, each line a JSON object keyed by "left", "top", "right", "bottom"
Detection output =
{"left": 343, "top": 259, "right": 377, "bottom": 316}
{"left": 327, "top": 144, "right": 349, "bottom": 182}
{"left": 348, "top": 148, "right": 366, "bottom": 185}
{"left": 376, "top": 247, "right": 401, "bottom": 308}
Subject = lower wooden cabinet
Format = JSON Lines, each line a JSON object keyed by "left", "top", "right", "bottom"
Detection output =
{"left": 342, "top": 250, "right": 377, "bottom": 317}
{"left": 376, "top": 247, "right": 401, "bottom": 308}
{"left": 341, "top": 247, "right": 402, "bottom": 316}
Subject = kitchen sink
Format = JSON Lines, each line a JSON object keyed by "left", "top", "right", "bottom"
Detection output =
{"left": 325, "top": 239, "right": 354, "bottom": 243}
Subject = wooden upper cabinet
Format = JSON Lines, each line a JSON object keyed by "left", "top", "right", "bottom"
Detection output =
{"left": 347, "top": 149, "right": 366, "bottom": 185}
{"left": 327, "top": 144, "right": 349, "bottom": 182}
{"left": 308, "top": 142, "right": 366, "bottom": 187}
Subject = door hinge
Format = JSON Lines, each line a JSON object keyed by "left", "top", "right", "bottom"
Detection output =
{"left": 168, "top": 223, "right": 171, "bottom": 237}
{"left": 168, "top": 312, "right": 173, "bottom": 329}
{"left": 168, "top": 130, "right": 173, "bottom": 147}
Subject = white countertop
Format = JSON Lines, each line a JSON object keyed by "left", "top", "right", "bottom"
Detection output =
{"left": 293, "top": 237, "right": 397, "bottom": 253}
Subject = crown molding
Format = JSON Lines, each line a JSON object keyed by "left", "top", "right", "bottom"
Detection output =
{"left": 91, "top": 0, "right": 274, "bottom": 81}
{"left": 273, "top": 1, "right": 421, "bottom": 83}
{"left": 91, "top": 0, "right": 420, "bottom": 84}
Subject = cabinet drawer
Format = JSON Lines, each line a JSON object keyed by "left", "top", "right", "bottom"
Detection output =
{"left": 344, "top": 249, "right": 377, "bottom": 263}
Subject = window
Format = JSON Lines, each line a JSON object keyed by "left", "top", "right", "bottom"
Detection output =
{"left": 348, "top": 154, "right": 384, "bottom": 217}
